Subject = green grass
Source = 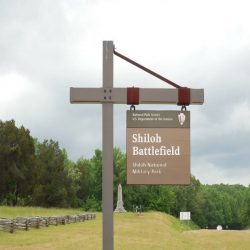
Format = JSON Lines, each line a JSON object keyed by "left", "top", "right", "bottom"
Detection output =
{"left": 0, "top": 206, "right": 83, "bottom": 218}
{"left": 0, "top": 206, "right": 249, "bottom": 250}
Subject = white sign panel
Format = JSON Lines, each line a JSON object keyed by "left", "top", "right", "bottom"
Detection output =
{"left": 180, "top": 212, "right": 191, "bottom": 220}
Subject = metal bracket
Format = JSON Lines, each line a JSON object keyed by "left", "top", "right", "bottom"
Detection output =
{"left": 127, "top": 87, "right": 139, "bottom": 105}
{"left": 178, "top": 87, "right": 190, "bottom": 106}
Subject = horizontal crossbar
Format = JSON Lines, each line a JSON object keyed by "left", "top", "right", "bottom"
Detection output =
{"left": 70, "top": 87, "right": 204, "bottom": 105}
{"left": 70, "top": 88, "right": 204, "bottom": 105}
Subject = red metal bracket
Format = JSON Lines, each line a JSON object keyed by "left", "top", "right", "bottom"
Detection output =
{"left": 178, "top": 87, "right": 190, "bottom": 106}
{"left": 127, "top": 87, "right": 139, "bottom": 105}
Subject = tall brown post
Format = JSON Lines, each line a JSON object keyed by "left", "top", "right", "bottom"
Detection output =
{"left": 102, "top": 41, "right": 114, "bottom": 250}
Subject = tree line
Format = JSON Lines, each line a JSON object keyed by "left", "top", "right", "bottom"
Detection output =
{"left": 0, "top": 120, "right": 249, "bottom": 229}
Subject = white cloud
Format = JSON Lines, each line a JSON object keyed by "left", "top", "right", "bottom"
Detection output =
{"left": 226, "top": 101, "right": 250, "bottom": 133}
{"left": 0, "top": 0, "right": 250, "bottom": 185}
{"left": 0, "top": 73, "right": 31, "bottom": 104}
{"left": 193, "top": 156, "right": 250, "bottom": 186}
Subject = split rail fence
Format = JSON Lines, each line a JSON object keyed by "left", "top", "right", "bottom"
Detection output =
{"left": 0, "top": 213, "right": 96, "bottom": 233}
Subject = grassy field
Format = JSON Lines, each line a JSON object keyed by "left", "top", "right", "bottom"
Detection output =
{"left": 0, "top": 206, "right": 249, "bottom": 250}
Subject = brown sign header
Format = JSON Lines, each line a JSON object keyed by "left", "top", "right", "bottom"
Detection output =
{"left": 127, "top": 110, "right": 190, "bottom": 185}
{"left": 127, "top": 110, "right": 190, "bottom": 128}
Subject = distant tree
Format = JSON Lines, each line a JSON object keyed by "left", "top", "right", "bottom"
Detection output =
{"left": 190, "top": 189, "right": 206, "bottom": 227}
{"left": 113, "top": 148, "right": 126, "bottom": 186}
{"left": 89, "top": 149, "right": 102, "bottom": 202}
{"left": 192, "top": 184, "right": 247, "bottom": 229}
{"left": 74, "top": 157, "right": 92, "bottom": 206}
{"left": 0, "top": 120, "right": 35, "bottom": 205}
{"left": 76, "top": 149, "right": 103, "bottom": 210}
{"left": 171, "top": 176, "right": 201, "bottom": 217}
{"left": 241, "top": 186, "right": 250, "bottom": 228}
{"left": 32, "top": 140, "right": 76, "bottom": 207}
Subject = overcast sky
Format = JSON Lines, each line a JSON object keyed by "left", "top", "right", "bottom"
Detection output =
{"left": 0, "top": 0, "right": 250, "bottom": 186}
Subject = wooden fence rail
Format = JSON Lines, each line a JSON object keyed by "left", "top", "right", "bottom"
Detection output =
{"left": 0, "top": 213, "right": 96, "bottom": 233}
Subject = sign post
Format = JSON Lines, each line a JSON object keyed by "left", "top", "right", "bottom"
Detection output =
{"left": 102, "top": 41, "right": 114, "bottom": 250}
{"left": 70, "top": 41, "right": 204, "bottom": 250}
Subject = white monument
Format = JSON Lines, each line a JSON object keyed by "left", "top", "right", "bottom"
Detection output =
{"left": 114, "top": 184, "right": 126, "bottom": 212}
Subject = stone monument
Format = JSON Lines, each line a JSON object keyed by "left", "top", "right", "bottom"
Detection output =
{"left": 114, "top": 184, "right": 126, "bottom": 212}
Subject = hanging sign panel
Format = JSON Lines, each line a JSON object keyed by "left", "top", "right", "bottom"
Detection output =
{"left": 127, "top": 110, "right": 190, "bottom": 185}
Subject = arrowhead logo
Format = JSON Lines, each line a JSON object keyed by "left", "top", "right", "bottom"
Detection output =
{"left": 178, "top": 112, "right": 186, "bottom": 126}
